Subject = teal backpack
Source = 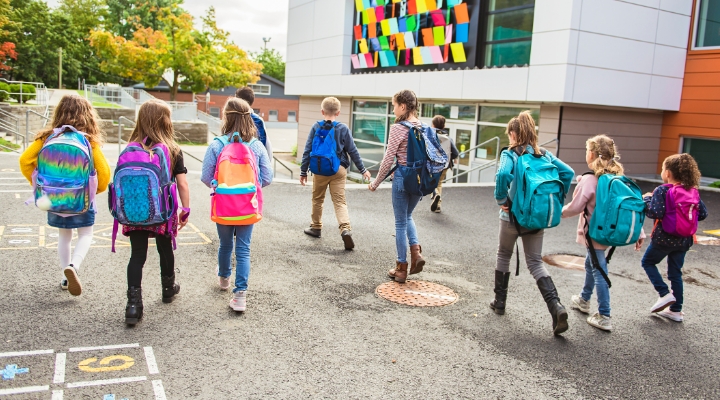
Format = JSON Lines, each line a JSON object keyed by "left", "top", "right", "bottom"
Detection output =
{"left": 510, "top": 147, "right": 565, "bottom": 231}
{"left": 583, "top": 173, "right": 646, "bottom": 288}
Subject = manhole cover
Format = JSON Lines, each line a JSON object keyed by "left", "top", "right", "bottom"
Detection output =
{"left": 543, "top": 254, "right": 586, "bottom": 271}
{"left": 696, "top": 235, "right": 720, "bottom": 246}
{"left": 376, "top": 280, "right": 458, "bottom": 307}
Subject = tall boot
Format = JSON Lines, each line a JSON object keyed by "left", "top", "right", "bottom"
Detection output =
{"left": 409, "top": 245, "right": 425, "bottom": 275}
{"left": 387, "top": 261, "right": 408, "bottom": 283}
{"left": 489, "top": 270, "right": 511, "bottom": 315}
{"left": 125, "top": 287, "right": 143, "bottom": 326}
{"left": 536, "top": 276, "right": 569, "bottom": 335}
{"left": 161, "top": 274, "right": 180, "bottom": 303}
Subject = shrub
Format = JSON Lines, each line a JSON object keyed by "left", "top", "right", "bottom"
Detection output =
{"left": 291, "top": 143, "right": 297, "bottom": 158}
{"left": 0, "top": 82, "right": 9, "bottom": 102}
{"left": 710, "top": 181, "right": 720, "bottom": 188}
{"left": 8, "top": 84, "right": 36, "bottom": 103}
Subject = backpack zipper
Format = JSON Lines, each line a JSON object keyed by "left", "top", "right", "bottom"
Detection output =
{"left": 688, "top": 204, "right": 694, "bottom": 220}
{"left": 626, "top": 210, "right": 636, "bottom": 243}
{"left": 548, "top": 193, "right": 554, "bottom": 227}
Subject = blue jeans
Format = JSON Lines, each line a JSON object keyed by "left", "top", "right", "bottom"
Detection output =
{"left": 392, "top": 169, "right": 421, "bottom": 263}
{"left": 641, "top": 242, "right": 686, "bottom": 312}
{"left": 216, "top": 224, "right": 254, "bottom": 293}
{"left": 581, "top": 249, "right": 610, "bottom": 316}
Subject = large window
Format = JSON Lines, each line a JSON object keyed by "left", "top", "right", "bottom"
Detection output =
{"left": 694, "top": 0, "right": 720, "bottom": 49}
{"left": 351, "top": 101, "right": 391, "bottom": 175}
{"left": 288, "top": 111, "right": 297, "bottom": 123}
{"left": 269, "top": 110, "right": 278, "bottom": 122}
{"left": 484, "top": 0, "right": 535, "bottom": 67}
{"left": 421, "top": 103, "right": 477, "bottom": 121}
{"left": 476, "top": 106, "right": 539, "bottom": 160}
{"left": 683, "top": 138, "right": 720, "bottom": 179}
{"left": 249, "top": 84, "right": 271, "bottom": 95}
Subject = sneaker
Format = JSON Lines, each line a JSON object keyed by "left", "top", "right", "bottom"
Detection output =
{"left": 586, "top": 312, "right": 612, "bottom": 331}
{"left": 219, "top": 276, "right": 230, "bottom": 291}
{"left": 341, "top": 230, "right": 354, "bottom": 250}
{"left": 431, "top": 195, "right": 441, "bottom": 212}
{"left": 657, "top": 309, "right": 684, "bottom": 322}
{"left": 60, "top": 279, "right": 68, "bottom": 290}
{"left": 571, "top": 295, "right": 591, "bottom": 314}
{"left": 304, "top": 228, "right": 321, "bottom": 238}
{"left": 63, "top": 265, "right": 82, "bottom": 296}
{"left": 650, "top": 293, "right": 676, "bottom": 313}
{"left": 229, "top": 291, "right": 246, "bottom": 312}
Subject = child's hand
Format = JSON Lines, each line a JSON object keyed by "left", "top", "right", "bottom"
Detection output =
{"left": 368, "top": 183, "right": 376, "bottom": 192}
{"left": 299, "top": 176, "right": 307, "bottom": 186}
{"left": 500, "top": 205, "right": 509, "bottom": 212}
{"left": 635, "top": 237, "right": 644, "bottom": 251}
{"left": 362, "top": 171, "right": 372, "bottom": 182}
{"left": 178, "top": 210, "right": 189, "bottom": 231}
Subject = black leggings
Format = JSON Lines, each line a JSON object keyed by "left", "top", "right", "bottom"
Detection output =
{"left": 127, "top": 231, "right": 174, "bottom": 288}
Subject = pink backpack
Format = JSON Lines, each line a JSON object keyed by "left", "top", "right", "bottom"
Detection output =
{"left": 662, "top": 183, "right": 700, "bottom": 237}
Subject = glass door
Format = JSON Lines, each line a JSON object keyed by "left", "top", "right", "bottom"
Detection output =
{"left": 446, "top": 124, "right": 475, "bottom": 183}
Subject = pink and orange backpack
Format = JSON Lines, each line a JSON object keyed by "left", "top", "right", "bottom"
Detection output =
{"left": 210, "top": 133, "right": 263, "bottom": 225}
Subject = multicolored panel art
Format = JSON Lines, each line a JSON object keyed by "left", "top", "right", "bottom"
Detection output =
{"left": 351, "top": 0, "right": 469, "bottom": 70}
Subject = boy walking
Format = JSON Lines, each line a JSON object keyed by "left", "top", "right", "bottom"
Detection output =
{"left": 431, "top": 115, "right": 459, "bottom": 213}
{"left": 300, "top": 97, "right": 370, "bottom": 250}
{"left": 235, "top": 86, "right": 273, "bottom": 160}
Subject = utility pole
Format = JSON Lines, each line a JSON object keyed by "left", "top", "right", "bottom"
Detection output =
{"left": 58, "top": 47, "right": 63, "bottom": 89}
{"left": 262, "top": 37, "right": 271, "bottom": 50}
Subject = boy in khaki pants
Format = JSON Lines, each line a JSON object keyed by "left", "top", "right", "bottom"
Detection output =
{"left": 300, "top": 97, "right": 370, "bottom": 250}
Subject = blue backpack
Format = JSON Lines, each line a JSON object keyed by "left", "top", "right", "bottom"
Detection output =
{"left": 510, "top": 147, "right": 565, "bottom": 231}
{"left": 384, "top": 122, "right": 447, "bottom": 196}
{"left": 309, "top": 121, "right": 341, "bottom": 176}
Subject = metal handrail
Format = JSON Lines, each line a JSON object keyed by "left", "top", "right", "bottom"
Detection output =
{"left": 273, "top": 156, "right": 294, "bottom": 180}
{"left": 450, "top": 136, "right": 501, "bottom": 183}
{"left": 118, "top": 116, "right": 134, "bottom": 153}
{"left": 25, "top": 109, "right": 51, "bottom": 149}
{"left": 171, "top": 129, "right": 205, "bottom": 164}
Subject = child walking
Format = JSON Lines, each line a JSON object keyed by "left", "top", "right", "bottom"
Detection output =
{"left": 492, "top": 111, "right": 574, "bottom": 335}
{"left": 562, "top": 135, "right": 645, "bottom": 331}
{"left": 430, "top": 115, "right": 459, "bottom": 213}
{"left": 117, "top": 100, "right": 190, "bottom": 325}
{"left": 201, "top": 97, "right": 272, "bottom": 312}
{"left": 641, "top": 154, "right": 707, "bottom": 322}
{"left": 299, "top": 97, "right": 370, "bottom": 250}
{"left": 19, "top": 94, "right": 110, "bottom": 296}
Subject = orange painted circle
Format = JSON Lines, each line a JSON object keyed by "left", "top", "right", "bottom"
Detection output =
{"left": 376, "top": 280, "right": 458, "bottom": 307}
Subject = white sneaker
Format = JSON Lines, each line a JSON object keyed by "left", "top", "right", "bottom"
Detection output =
{"left": 63, "top": 265, "right": 82, "bottom": 296}
{"left": 650, "top": 293, "right": 676, "bottom": 313}
{"left": 571, "top": 295, "right": 590, "bottom": 314}
{"left": 587, "top": 312, "right": 612, "bottom": 331}
{"left": 657, "top": 309, "right": 684, "bottom": 322}
{"left": 229, "top": 291, "right": 246, "bottom": 312}
{"left": 219, "top": 276, "right": 230, "bottom": 291}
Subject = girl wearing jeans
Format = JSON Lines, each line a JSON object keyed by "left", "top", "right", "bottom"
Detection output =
{"left": 201, "top": 98, "right": 272, "bottom": 312}
{"left": 561, "top": 135, "right": 645, "bottom": 332}
{"left": 368, "top": 90, "right": 426, "bottom": 283}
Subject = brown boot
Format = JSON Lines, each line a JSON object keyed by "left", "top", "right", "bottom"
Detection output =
{"left": 387, "top": 261, "right": 408, "bottom": 283}
{"left": 409, "top": 245, "right": 425, "bottom": 275}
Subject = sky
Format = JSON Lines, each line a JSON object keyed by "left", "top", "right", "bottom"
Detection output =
{"left": 44, "top": 0, "right": 289, "bottom": 57}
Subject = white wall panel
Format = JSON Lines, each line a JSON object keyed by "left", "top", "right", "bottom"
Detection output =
{"left": 462, "top": 68, "right": 529, "bottom": 101}
{"left": 530, "top": 30, "right": 578, "bottom": 65}
{"left": 287, "top": 42, "right": 314, "bottom": 63}
{"left": 340, "top": 74, "right": 378, "bottom": 97}
{"left": 419, "top": 71, "right": 464, "bottom": 99}
{"left": 580, "top": 0, "right": 659, "bottom": 43}
{"left": 286, "top": 60, "right": 313, "bottom": 78}
{"left": 620, "top": 0, "right": 660, "bottom": 8}
{"left": 374, "top": 73, "right": 421, "bottom": 98}
{"left": 310, "top": 56, "right": 345, "bottom": 77}
{"left": 576, "top": 32, "right": 655, "bottom": 74}
{"left": 289, "top": 0, "right": 313, "bottom": 8}
{"left": 312, "top": 36, "right": 350, "bottom": 59}
{"left": 659, "top": 0, "right": 693, "bottom": 15}
{"left": 655, "top": 11, "right": 692, "bottom": 48}
{"left": 312, "top": 0, "right": 349, "bottom": 40}
{"left": 573, "top": 67, "right": 652, "bottom": 108}
{"left": 533, "top": 0, "right": 580, "bottom": 32}
{"left": 648, "top": 76, "right": 683, "bottom": 110}
{"left": 526, "top": 65, "right": 573, "bottom": 102}
{"left": 652, "top": 45, "right": 687, "bottom": 78}
{"left": 287, "top": 3, "right": 315, "bottom": 45}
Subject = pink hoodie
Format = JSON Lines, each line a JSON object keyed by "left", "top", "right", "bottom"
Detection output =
{"left": 561, "top": 174, "right": 646, "bottom": 250}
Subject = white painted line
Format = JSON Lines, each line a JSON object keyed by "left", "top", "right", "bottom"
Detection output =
{"left": 69, "top": 343, "right": 139, "bottom": 352}
{"left": 144, "top": 346, "right": 159, "bottom": 374}
{"left": 152, "top": 380, "right": 167, "bottom": 400}
{"left": 0, "top": 349, "right": 53, "bottom": 358}
{"left": 51, "top": 389, "right": 64, "bottom": 400}
{"left": 66, "top": 376, "right": 147, "bottom": 388}
{"left": 0, "top": 190, "right": 32, "bottom": 193}
{"left": 54, "top": 352, "right": 66, "bottom": 383}
{"left": 0, "top": 385, "right": 49, "bottom": 395}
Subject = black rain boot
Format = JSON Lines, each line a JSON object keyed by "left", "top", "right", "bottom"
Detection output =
{"left": 125, "top": 287, "right": 143, "bottom": 326}
{"left": 489, "top": 270, "right": 511, "bottom": 315}
{"left": 161, "top": 275, "right": 180, "bottom": 303}
{"left": 536, "top": 276, "right": 569, "bottom": 335}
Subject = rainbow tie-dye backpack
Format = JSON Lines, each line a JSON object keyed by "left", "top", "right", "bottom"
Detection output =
{"left": 210, "top": 133, "right": 263, "bottom": 225}
{"left": 33, "top": 125, "right": 97, "bottom": 215}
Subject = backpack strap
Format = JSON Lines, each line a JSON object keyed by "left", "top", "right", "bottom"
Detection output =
{"left": 583, "top": 207, "right": 613, "bottom": 288}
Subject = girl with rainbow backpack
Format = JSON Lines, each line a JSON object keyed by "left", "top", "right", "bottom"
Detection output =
{"left": 201, "top": 98, "right": 272, "bottom": 312}
{"left": 112, "top": 100, "right": 191, "bottom": 326}
{"left": 19, "top": 94, "right": 110, "bottom": 297}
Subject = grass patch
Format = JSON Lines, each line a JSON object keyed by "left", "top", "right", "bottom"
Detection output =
{"left": 0, "top": 137, "right": 20, "bottom": 152}
{"left": 177, "top": 141, "right": 208, "bottom": 146}
{"left": 710, "top": 181, "right": 720, "bottom": 189}
{"left": 75, "top": 90, "right": 124, "bottom": 109}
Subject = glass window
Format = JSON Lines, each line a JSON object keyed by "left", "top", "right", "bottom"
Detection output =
{"left": 352, "top": 142, "right": 386, "bottom": 175}
{"left": 479, "top": 107, "right": 539, "bottom": 124}
{"left": 421, "top": 104, "right": 476, "bottom": 121}
{"left": 476, "top": 125, "right": 507, "bottom": 160}
{"left": 484, "top": 1, "right": 534, "bottom": 67}
{"left": 486, "top": 40, "right": 532, "bottom": 67}
{"left": 489, "top": 0, "right": 534, "bottom": 9}
{"left": 288, "top": 111, "right": 297, "bottom": 122}
{"left": 249, "top": 84, "right": 271, "bottom": 95}
{"left": 695, "top": 0, "right": 720, "bottom": 48}
{"left": 476, "top": 106, "right": 539, "bottom": 159}
{"left": 210, "top": 107, "right": 220, "bottom": 118}
{"left": 353, "top": 101, "right": 388, "bottom": 114}
{"left": 352, "top": 114, "right": 387, "bottom": 144}
{"left": 269, "top": 110, "right": 278, "bottom": 122}
{"left": 683, "top": 138, "right": 720, "bottom": 179}
{"left": 487, "top": 8, "right": 534, "bottom": 41}
{"left": 253, "top": 108, "right": 260, "bottom": 114}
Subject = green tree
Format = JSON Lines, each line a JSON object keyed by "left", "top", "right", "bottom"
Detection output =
{"left": 91, "top": 6, "right": 262, "bottom": 100}
{"left": 105, "top": 0, "right": 185, "bottom": 40}
{"left": 251, "top": 47, "right": 285, "bottom": 83}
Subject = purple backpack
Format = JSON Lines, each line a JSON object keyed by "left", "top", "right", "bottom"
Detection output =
{"left": 108, "top": 141, "right": 178, "bottom": 252}
{"left": 662, "top": 183, "right": 700, "bottom": 237}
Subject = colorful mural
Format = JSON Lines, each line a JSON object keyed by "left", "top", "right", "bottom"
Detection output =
{"left": 351, "top": 0, "right": 474, "bottom": 71}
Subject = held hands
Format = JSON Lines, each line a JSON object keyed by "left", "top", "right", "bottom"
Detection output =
{"left": 635, "top": 237, "right": 644, "bottom": 251}
{"left": 299, "top": 176, "right": 307, "bottom": 186}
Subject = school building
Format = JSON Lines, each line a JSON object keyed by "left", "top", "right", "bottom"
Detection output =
{"left": 286, "top": 0, "right": 720, "bottom": 182}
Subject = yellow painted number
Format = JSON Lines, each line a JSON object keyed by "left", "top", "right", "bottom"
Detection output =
{"left": 78, "top": 355, "right": 135, "bottom": 372}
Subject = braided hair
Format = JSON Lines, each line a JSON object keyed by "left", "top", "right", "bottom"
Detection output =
{"left": 393, "top": 90, "right": 419, "bottom": 123}
{"left": 586, "top": 134, "right": 625, "bottom": 176}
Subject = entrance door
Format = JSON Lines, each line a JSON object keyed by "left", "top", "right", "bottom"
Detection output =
{"left": 447, "top": 124, "right": 475, "bottom": 183}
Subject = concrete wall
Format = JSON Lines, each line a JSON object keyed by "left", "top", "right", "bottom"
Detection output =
{"left": 558, "top": 106, "right": 664, "bottom": 175}
{"left": 296, "top": 95, "right": 351, "bottom": 163}
{"left": 95, "top": 107, "right": 135, "bottom": 122}
{"left": 101, "top": 121, "right": 209, "bottom": 144}
{"left": 538, "top": 105, "right": 561, "bottom": 156}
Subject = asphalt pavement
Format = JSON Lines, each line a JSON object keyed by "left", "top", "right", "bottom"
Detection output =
{"left": 0, "top": 150, "right": 719, "bottom": 399}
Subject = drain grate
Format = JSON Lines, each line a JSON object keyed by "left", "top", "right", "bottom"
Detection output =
{"left": 376, "top": 280, "right": 458, "bottom": 307}
{"left": 543, "top": 254, "right": 586, "bottom": 271}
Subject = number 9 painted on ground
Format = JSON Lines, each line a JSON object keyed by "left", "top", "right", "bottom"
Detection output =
{"left": 78, "top": 355, "right": 135, "bottom": 372}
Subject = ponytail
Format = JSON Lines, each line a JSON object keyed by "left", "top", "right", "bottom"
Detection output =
{"left": 586, "top": 134, "right": 624, "bottom": 176}
{"left": 507, "top": 111, "right": 539, "bottom": 154}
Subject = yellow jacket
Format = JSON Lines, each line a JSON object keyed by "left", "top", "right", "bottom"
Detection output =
{"left": 18, "top": 139, "right": 110, "bottom": 193}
